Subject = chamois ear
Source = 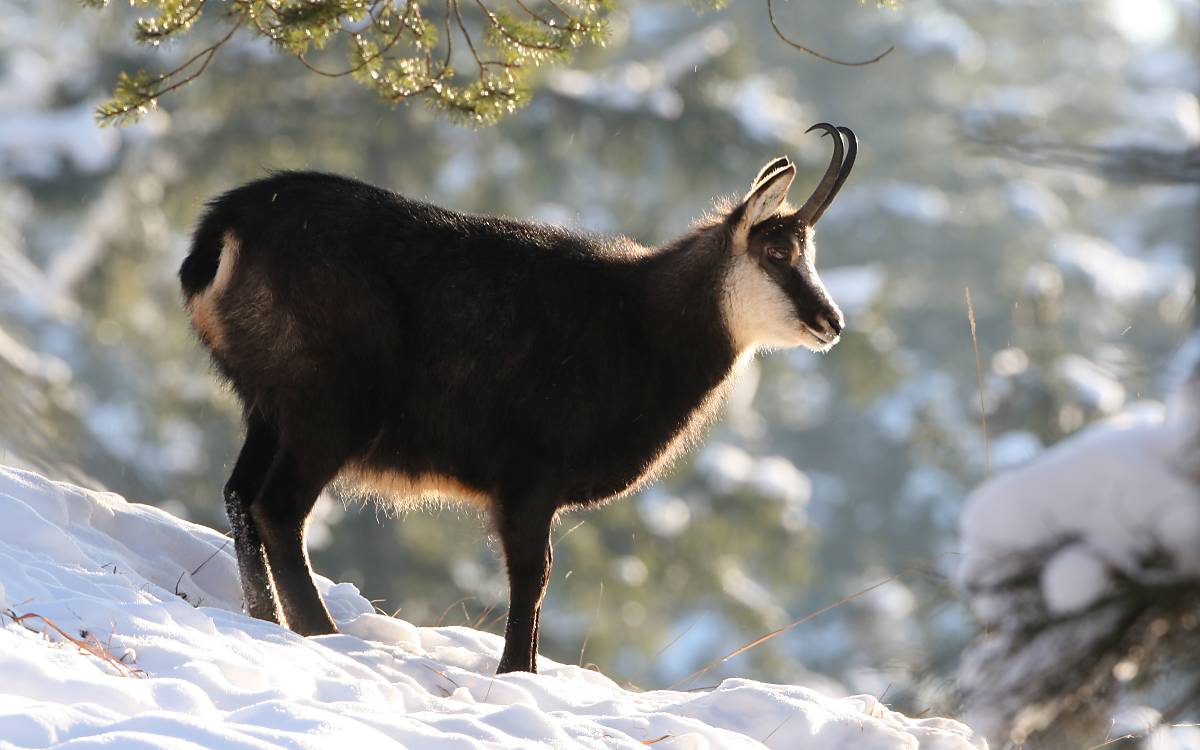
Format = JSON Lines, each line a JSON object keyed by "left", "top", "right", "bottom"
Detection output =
{"left": 750, "top": 156, "right": 791, "bottom": 189}
{"left": 728, "top": 162, "right": 795, "bottom": 253}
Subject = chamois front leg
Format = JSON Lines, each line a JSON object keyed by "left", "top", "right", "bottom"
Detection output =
{"left": 497, "top": 506, "right": 555, "bottom": 674}
{"left": 224, "top": 412, "right": 282, "bottom": 623}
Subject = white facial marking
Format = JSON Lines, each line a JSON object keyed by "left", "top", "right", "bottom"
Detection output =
{"left": 720, "top": 253, "right": 805, "bottom": 353}
{"left": 720, "top": 225, "right": 842, "bottom": 355}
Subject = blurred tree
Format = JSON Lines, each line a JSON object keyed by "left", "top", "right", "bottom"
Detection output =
{"left": 957, "top": 88, "right": 1199, "bottom": 748}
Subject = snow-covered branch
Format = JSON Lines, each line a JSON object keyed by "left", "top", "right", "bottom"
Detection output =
{"left": 959, "top": 334, "right": 1200, "bottom": 748}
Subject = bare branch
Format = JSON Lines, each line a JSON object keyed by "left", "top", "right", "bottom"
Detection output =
{"left": 766, "top": 0, "right": 893, "bottom": 67}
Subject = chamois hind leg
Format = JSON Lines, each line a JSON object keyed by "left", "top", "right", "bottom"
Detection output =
{"left": 251, "top": 444, "right": 341, "bottom": 636}
{"left": 496, "top": 505, "right": 556, "bottom": 674}
{"left": 224, "top": 411, "right": 281, "bottom": 623}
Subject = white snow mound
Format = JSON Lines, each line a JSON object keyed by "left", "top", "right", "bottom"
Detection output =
{"left": 0, "top": 465, "right": 983, "bottom": 749}
{"left": 960, "top": 405, "right": 1200, "bottom": 619}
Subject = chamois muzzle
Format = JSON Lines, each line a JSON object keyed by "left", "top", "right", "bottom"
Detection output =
{"left": 794, "top": 123, "right": 857, "bottom": 225}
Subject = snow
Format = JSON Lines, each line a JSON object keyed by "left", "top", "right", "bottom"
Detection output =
{"left": 1051, "top": 234, "right": 1188, "bottom": 305}
{"left": 716, "top": 557, "right": 789, "bottom": 629}
{"left": 1104, "top": 0, "right": 1180, "bottom": 46}
{"left": 1004, "top": 180, "right": 1068, "bottom": 229}
{"left": 958, "top": 336, "right": 1200, "bottom": 740}
{"left": 748, "top": 456, "right": 812, "bottom": 506}
{"left": 695, "top": 444, "right": 812, "bottom": 530}
{"left": 987, "top": 431, "right": 1042, "bottom": 471}
{"left": 696, "top": 442, "right": 756, "bottom": 493}
{"left": 0, "top": 102, "right": 121, "bottom": 177}
{"left": 712, "top": 74, "right": 809, "bottom": 144}
{"left": 960, "top": 405, "right": 1200, "bottom": 611}
{"left": 1054, "top": 354, "right": 1126, "bottom": 414}
{"left": 635, "top": 487, "right": 692, "bottom": 538}
{"left": 820, "top": 264, "right": 886, "bottom": 318}
{"left": 1038, "top": 543, "right": 1111, "bottom": 615}
{"left": 0, "top": 465, "right": 984, "bottom": 749}
{"left": 834, "top": 182, "right": 952, "bottom": 226}
{"left": 1150, "top": 725, "right": 1200, "bottom": 750}
{"left": 900, "top": 9, "right": 985, "bottom": 71}
{"left": 1103, "top": 89, "right": 1200, "bottom": 144}
{"left": 545, "top": 23, "right": 732, "bottom": 121}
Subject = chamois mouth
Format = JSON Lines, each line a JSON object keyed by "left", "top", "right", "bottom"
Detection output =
{"left": 799, "top": 322, "right": 839, "bottom": 352}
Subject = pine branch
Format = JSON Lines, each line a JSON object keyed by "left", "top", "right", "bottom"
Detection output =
{"left": 87, "top": 0, "right": 895, "bottom": 126}
{"left": 95, "top": 17, "right": 243, "bottom": 127}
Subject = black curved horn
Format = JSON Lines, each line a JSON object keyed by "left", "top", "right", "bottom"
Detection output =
{"left": 795, "top": 123, "right": 844, "bottom": 224}
{"left": 808, "top": 126, "right": 857, "bottom": 224}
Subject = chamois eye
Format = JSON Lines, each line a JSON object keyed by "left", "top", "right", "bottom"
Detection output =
{"left": 765, "top": 246, "right": 789, "bottom": 262}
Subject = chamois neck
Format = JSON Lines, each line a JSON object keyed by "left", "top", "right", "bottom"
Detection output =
{"left": 637, "top": 237, "right": 738, "bottom": 380}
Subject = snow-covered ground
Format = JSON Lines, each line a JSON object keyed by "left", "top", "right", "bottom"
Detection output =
{"left": 0, "top": 465, "right": 983, "bottom": 749}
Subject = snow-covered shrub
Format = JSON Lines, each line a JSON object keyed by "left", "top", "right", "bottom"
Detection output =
{"left": 958, "top": 334, "right": 1200, "bottom": 748}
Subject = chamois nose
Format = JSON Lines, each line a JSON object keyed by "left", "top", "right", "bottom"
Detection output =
{"left": 821, "top": 313, "right": 844, "bottom": 337}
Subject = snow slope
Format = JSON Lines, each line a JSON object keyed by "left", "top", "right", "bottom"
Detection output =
{"left": 0, "top": 465, "right": 983, "bottom": 749}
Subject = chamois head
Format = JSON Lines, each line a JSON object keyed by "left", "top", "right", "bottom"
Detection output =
{"left": 719, "top": 123, "right": 856, "bottom": 354}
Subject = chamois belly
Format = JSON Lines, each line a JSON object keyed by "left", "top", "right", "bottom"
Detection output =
{"left": 335, "top": 464, "right": 493, "bottom": 510}
{"left": 336, "top": 371, "right": 733, "bottom": 510}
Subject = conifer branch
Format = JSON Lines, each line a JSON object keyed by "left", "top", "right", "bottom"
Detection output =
{"left": 89, "top": 1, "right": 894, "bottom": 126}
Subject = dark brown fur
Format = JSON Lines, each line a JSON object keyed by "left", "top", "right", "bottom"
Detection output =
{"left": 183, "top": 134, "right": 853, "bottom": 674}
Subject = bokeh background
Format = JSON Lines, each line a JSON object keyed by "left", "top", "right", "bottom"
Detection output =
{"left": 1, "top": 0, "right": 1196, "bottom": 724}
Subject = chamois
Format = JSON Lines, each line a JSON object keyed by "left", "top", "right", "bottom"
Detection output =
{"left": 182, "top": 123, "right": 857, "bottom": 674}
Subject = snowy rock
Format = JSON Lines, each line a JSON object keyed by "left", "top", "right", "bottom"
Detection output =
{"left": 0, "top": 465, "right": 985, "bottom": 749}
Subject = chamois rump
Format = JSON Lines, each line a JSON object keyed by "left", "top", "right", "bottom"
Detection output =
{"left": 182, "top": 123, "right": 857, "bottom": 674}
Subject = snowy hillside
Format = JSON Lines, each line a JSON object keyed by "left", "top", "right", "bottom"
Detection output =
{"left": 0, "top": 465, "right": 983, "bottom": 749}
